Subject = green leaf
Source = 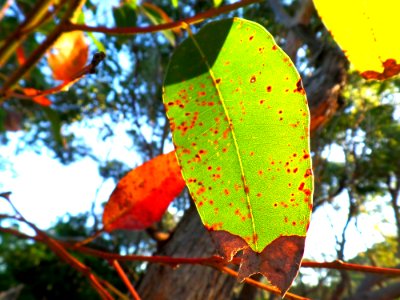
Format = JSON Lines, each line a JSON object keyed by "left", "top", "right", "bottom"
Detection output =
{"left": 313, "top": 0, "right": 400, "bottom": 80}
{"left": 213, "top": 0, "right": 223, "bottom": 7}
{"left": 163, "top": 18, "right": 312, "bottom": 294}
{"left": 113, "top": 3, "right": 137, "bottom": 28}
{"left": 76, "top": 11, "right": 106, "bottom": 53}
{"left": 171, "top": 0, "right": 178, "bottom": 8}
{"left": 140, "top": 3, "right": 176, "bottom": 46}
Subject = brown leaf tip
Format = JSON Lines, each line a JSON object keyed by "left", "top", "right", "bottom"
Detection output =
{"left": 209, "top": 230, "right": 248, "bottom": 261}
{"left": 209, "top": 230, "right": 305, "bottom": 296}
{"left": 238, "top": 235, "right": 305, "bottom": 296}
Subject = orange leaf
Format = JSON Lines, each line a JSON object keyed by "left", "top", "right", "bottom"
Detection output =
{"left": 102, "top": 152, "right": 185, "bottom": 231}
{"left": 23, "top": 88, "right": 52, "bottom": 106}
{"left": 16, "top": 46, "right": 26, "bottom": 65}
{"left": 47, "top": 31, "right": 89, "bottom": 81}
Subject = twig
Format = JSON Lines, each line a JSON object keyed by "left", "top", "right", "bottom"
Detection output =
{"left": 0, "top": 200, "right": 114, "bottom": 300}
{"left": 217, "top": 266, "right": 309, "bottom": 300}
{"left": 0, "top": 0, "right": 13, "bottom": 22}
{"left": 2, "top": 223, "right": 400, "bottom": 278}
{"left": 301, "top": 260, "right": 400, "bottom": 276}
{"left": 64, "top": 0, "right": 261, "bottom": 35}
{"left": 0, "top": 0, "right": 83, "bottom": 96}
{"left": 112, "top": 260, "right": 141, "bottom": 300}
{"left": 0, "top": 0, "right": 54, "bottom": 66}
{"left": 4, "top": 51, "right": 106, "bottom": 102}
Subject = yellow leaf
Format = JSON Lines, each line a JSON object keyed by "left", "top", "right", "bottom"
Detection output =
{"left": 47, "top": 31, "right": 89, "bottom": 81}
{"left": 314, "top": 0, "right": 400, "bottom": 80}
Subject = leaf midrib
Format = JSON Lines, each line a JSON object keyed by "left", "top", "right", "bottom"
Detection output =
{"left": 187, "top": 23, "right": 259, "bottom": 251}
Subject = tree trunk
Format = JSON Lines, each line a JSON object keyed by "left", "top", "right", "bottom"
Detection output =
{"left": 137, "top": 205, "right": 237, "bottom": 300}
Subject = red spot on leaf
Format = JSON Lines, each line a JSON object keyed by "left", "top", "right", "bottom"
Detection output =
{"left": 294, "top": 79, "right": 305, "bottom": 94}
{"left": 298, "top": 182, "right": 305, "bottom": 191}
{"left": 266, "top": 86, "right": 272, "bottom": 92}
{"left": 196, "top": 186, "right": 206, "bottom": 195}
{"left": 250, "top": 75, "right": 256, "bottom": 83}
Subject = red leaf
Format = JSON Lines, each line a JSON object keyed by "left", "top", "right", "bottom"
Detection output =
{"left": 23, "top": 88, "right": 52, "bottom": 106}
{"left": 16, "top": 46, "right": 26, "bottom": 65}
{"left": 102, "top": 152, "right": 186, "bottom": 231}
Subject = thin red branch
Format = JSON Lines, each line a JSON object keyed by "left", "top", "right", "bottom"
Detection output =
{"left": 112, "top": 260, "right": 141, "bottom": 300}
{"left": 301, "top": 260, "right": 400, "bottom": 276}
{"left": 0, "top": 0, "right": 83, "bottom": 96}
{"left": 63, "top": 0, "right": 261, "bottom": 35}
{"left": 4, "top": 51, "right": 105, "bottom": 102}
{"left": 1, "top": 223, "right": 400, "bottom": 278}
{"left": 0, "top": 205, "right": 114, "bottom": 299}
{"left": 218, "top": 266, "right": 309, "bottom": 300}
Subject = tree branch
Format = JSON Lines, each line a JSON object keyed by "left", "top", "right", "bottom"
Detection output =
{"left": 2, "top": 224, "right": 400, "bottom": 277}
{"left": 63, "top": 0, "right": 261, "bottom": 35}
{"left": 0, "top": 0, "right": 83, "bottom": 96}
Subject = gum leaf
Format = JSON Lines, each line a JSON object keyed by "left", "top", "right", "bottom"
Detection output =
{"left": 163, "top": 18, "right": 313, "bottom": 295}
{"left": 102, "top": 152, "right": 186, "bottom": 231}
{"left": 314, "top": 0, "right": 400, "bottom": 80}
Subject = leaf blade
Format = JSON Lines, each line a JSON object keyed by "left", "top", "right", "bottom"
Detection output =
{"left": 314, "top": 0, "right": 400, "bottom": 80}
{"left": 163, "top": 18, "right": 313, "bottom": 293}
{"left": 102, "top": 152, "right": 185, "bottom": 231}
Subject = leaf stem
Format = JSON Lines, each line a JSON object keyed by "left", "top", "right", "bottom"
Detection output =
{"left": 63, "top": 0, "right": 262, "bottom": 35}
{"left": 0, "top": 0, "right": 83, "bottom": 97}
{"left": 112, "top": 260, "right": 141, "bottom": 300}
{"left": 218, "top": 266, "right": 309, "bottom": 300}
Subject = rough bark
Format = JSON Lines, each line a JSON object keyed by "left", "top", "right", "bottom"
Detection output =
{"left": 137, "top": 205, "right": 237, "bottom": 300}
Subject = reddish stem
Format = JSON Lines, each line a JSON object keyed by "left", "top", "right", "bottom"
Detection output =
{"left": 112, "top": 260, "right": 141, "bottom": 300}
{"left": 63, "top": 0, "right": 261, "bottom": 35}
{"left": 218, "top": 266, "right": 309, "bottom": 300}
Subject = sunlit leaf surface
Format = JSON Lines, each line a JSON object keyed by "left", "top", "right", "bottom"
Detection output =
{"left": 314, "top": 0, "right": 400, "bottom": 80}
{"left": 163, "top": 18, "right": 313, "bottom": 294}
